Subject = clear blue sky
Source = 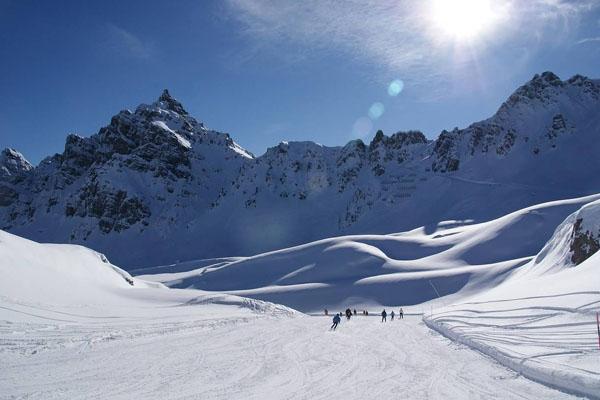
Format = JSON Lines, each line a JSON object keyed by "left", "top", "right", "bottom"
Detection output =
{"left": 1, "top": 0, "right": 599, "bottom": 164}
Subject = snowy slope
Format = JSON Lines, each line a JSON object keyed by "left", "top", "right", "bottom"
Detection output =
{"left": 3, "top": 314, "right": 577, "bottom": 400}
{"left": 137, "top": 194, "right": 600, "bottom": 313}
{"left": 0, "top": 226, "right": 585, "bottom": 399}
{"left": 2, "top": 200, "right": 598, "bottom": 398}
{"left": 1, "top": 73, "right": 600, "bottom": 268}
{"left": 424, "top": 199, "right": 600, "bottom": 399}
{"left": 0, "top": 228, "right": 294, "bottom": 324}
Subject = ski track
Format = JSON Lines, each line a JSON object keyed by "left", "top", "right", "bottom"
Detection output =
{"left": 0, "top": 315, "right": 579, "bottom": 400}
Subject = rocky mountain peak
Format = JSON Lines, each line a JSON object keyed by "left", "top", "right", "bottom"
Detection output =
{"left": 369, "top": 130, "right": 427, "bottom": 149}
{"left": 1, "top": 72, "right": 599, "bottom": 267}
{"left": 155, "top": 89, "right": 188, "bottom": 116}
{"left": 499, "top": 71, "right": 600, "bottom": 114}
{"left": 0, "top": 148, "right": 33, "bottom": 178}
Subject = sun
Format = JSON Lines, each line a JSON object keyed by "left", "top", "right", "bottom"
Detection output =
{"left": 431, "top": 0, "right": 496, "bottom": 41}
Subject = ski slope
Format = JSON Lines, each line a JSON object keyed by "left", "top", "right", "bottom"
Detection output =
{"left": 0, "top": 228, "right": 576, "bottom": 399}
{"left": 2, "top": 312, "right": 577, "bottom": 400}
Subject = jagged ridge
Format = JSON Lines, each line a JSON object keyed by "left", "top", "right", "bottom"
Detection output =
{"left": 1, "top": 72, "right": 600, "bottom": 268}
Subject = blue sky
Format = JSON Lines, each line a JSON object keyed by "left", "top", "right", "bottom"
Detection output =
{"left": 1, "top": 0, "right": 599, "bottom": 164}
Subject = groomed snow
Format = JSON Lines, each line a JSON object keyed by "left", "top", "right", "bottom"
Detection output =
{"left": 2, "top": 313, "right": 576, "bottom": 399}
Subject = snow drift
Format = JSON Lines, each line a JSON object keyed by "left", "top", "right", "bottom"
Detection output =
{"left": 137, "top": 194, "right": 600, "bottom": 313}
{"left": 424, "top": 199, "right": 600, "bottom": 399}
{"left": 0, "top": 229, "right": 295, "bottom": 325}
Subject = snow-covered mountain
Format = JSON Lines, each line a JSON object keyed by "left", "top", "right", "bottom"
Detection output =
{"left": 1, "top": 72, "right": 599, "bottom": 268}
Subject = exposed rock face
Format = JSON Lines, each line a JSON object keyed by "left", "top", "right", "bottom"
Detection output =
{"left": 2, "top": 72, "right": 600, "bottom": 268}
{"left": 0, "top": 148, "right": 32, "bottom": 178}
{"left": 570, "top": 217, "right": 600, "bottom": 266}
{"left": 0, "top": 149, "right": 33, "bottom": 207}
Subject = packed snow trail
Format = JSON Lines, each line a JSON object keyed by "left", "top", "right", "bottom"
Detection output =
{"left": 1, "top": 315, "right": 576, "bottom": 399}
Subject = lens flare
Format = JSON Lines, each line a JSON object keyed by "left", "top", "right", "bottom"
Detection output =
{"left": 388, "top": 80, "right": 404, "bottom": 96}
{"left": 368, "top": 102, "right": 385, "bottom": 120}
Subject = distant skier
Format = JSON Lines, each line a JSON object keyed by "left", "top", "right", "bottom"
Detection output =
{"left": 353, "top": 309, "right": 357, "bottom": 316}
{"left": 331, "top": 313, "right": 341, "bottom": 330}
{"left": 324, "top": 309, "right": 328, "bottom": 316}
{"left": 381, "top": 309, "right": 387, "bottom": 322}
{"left": 390, "top": 310, "right": 395, "bottom": 321}
{"left": 399, "top": 308, "right": 404, "bottom": 319}
{"left": 345, "top": 308, "right": 352, "bottom": 320}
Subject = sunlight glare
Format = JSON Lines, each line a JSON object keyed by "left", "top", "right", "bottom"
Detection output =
{"left": 431, "top": 0, "right": 495, "bottom": 41}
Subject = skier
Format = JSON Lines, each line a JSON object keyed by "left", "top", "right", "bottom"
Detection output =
{"left": 399, "top": 307, "right": 404, "bottom": 319}
{"left": 324, "top": 308, "right": 328, "bottom": 316}
{"left": 391, "top": 310, "right": 395, "bottom": 321}
{"left": 381, "top": 309, "right": 387, "bottom": 322}
{"left": 345, "top": 308, "right": 352, "bottom": 320}
{"left": 331, "top": 313, "right": 341, "bottom": 330}
{"left": 353, "top": 309, "right": 357, "bottom": 316}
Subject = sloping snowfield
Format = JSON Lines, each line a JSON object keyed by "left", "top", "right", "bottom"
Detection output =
{"left": 425, "top": 213, "right": 600, "bottom": 398}
{"left": 2, "top": 195, "right": 600, "bottom": 398}
{"left": 137, "top": 195, "right": 600, "bottom": 313}
{"left": 0, "top": 227, "right": 574, "bottom": 399}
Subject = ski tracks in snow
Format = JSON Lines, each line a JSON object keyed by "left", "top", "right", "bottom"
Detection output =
{"left": 1, "top": 315, "right": 579, "bottom": 399}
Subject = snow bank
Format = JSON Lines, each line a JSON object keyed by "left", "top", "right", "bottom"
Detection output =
{"left": 0, "top": 229, "right": 299, "bottom": 323}
{"left": 423, "top": 314, "right": 600, "bottom": 399}
{"left": 0, "top": 229, "right": 146, "bottom": 306}
{"left": 184, "top": 294, "right": 298, "bottom": 317}
{"left": 423, "top": 199, "right": 600, "bottom": 399}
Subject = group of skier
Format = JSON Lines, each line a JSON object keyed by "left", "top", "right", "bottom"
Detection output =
{"left": 328, "top": 307, "right": 404, "bottom": 330}
{"left": 380, "top": 308, "right": 403, "bottom": 322}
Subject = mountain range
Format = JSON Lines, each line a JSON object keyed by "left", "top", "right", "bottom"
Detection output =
{"left": 1, "top": 71, "right": 599, "bottom": 268}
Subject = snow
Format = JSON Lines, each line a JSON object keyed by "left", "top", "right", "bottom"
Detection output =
{"left": 4, "top": 74, "right": 600, "bottom": 269}
{"left": 2, "top": 74, "right": 600, "bottom": 398}
{"left": 2, "top": 313, "right": 574, "bottom": 399}
{"left": 151, "top": 120, "right": 191, "bottom": 148}
{"left": 137, "top": 194, "right": 600, "bottom": 313}
{"left": 424, "top": 200, "right": 600, "bottom": 399}
{"left": 0, "top": 226, "right": 574, "bottom": 399}
{"left": 2, "top": 194, "right": 600, "bottom": 397}
{"left": 228, "top": 140, "right": 254, "bottom": 159}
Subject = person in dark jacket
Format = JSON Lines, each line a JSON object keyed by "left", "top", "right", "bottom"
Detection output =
{"left": 399, "top": 307, "right": 404, "bottom": 319}
{"left": 331, "top": 313, "right": 341, "bottom": 330}
{"left": 381, "top": 309, "right": 387, "bottom": 322}
{"left": 345, "top": 308, "right": 352, "bottom": 320}
{"left": 391, "top": 310, "right": 395, "bottom": 321}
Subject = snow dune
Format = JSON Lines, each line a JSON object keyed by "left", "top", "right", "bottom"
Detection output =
{"left": 137, "top": 194, "right": 600, "bottom": 313}
{"left": 0, "top": 229, "right": 294, "bottom": 323}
